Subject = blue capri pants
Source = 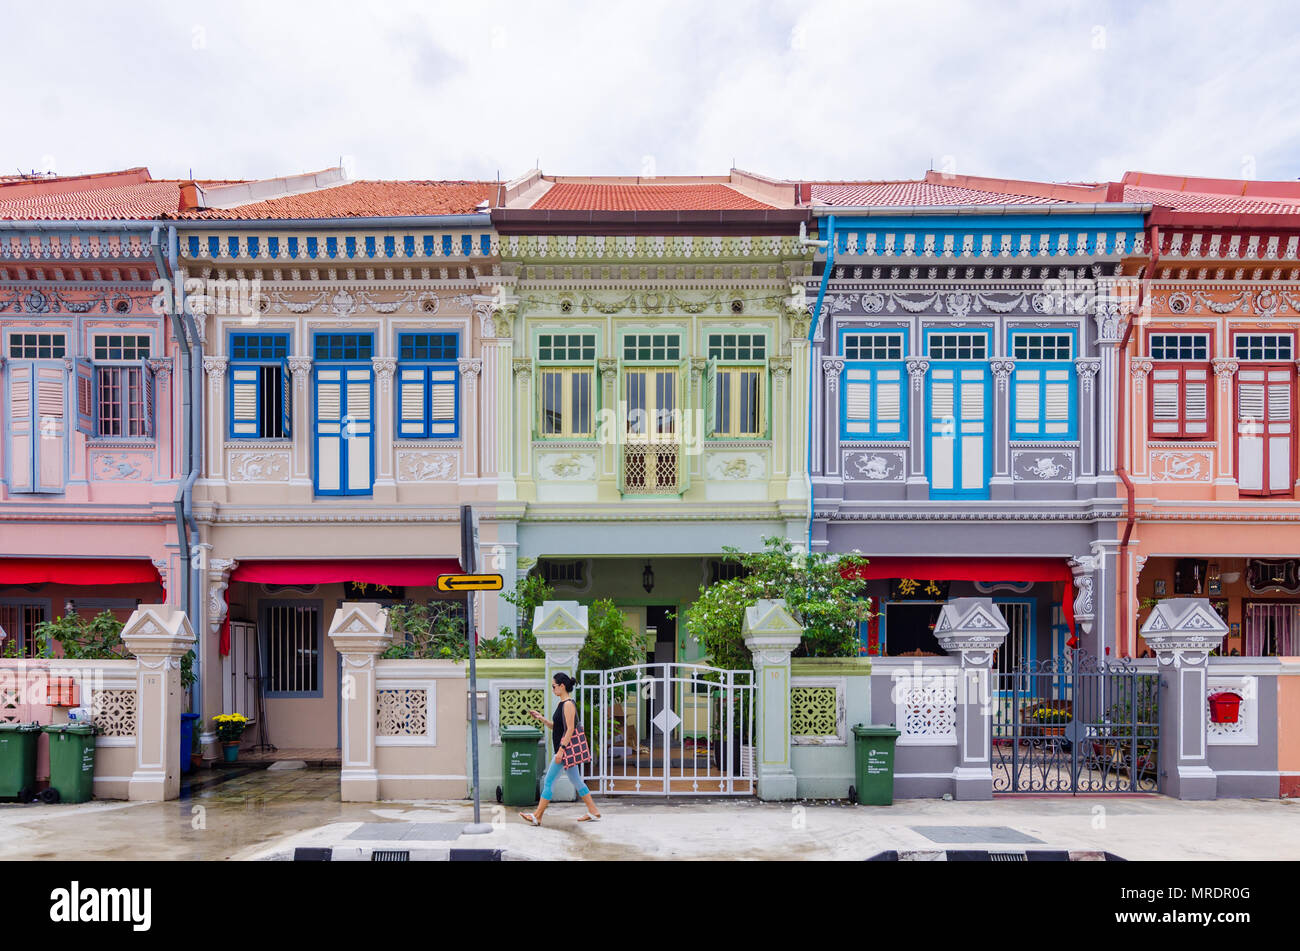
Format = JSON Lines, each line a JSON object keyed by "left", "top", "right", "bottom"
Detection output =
{"left": 541, "top": 760, "right": 590, "bottom": 799}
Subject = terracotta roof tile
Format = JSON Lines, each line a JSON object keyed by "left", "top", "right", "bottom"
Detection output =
{"left": 1121, "top": 184, "right": 1300, "bottom": 215}
{"left": 170, "top": 181, "right": 501, "bottom": 219}
{"left": 531, "top": 182, "right": 774, "bottom": 211}
{"left": 0, "top": 181, "right": 183, "bottom": 220}
{"left": 809, "top": 181, "right": 1066, "bottom": 207}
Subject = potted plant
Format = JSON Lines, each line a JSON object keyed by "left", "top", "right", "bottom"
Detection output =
{"left": 213, "top": 714, "right": 249, "bottom": 762}
{"left": 190, "top": 716, "right": 204, "bottom": 772}
{"left": 1027, "top": 706, "right": 1072, "bottom": 737}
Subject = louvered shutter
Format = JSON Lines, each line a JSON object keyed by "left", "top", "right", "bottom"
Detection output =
{"left": 344, "top": 366, "right": 373, "bottom": 492}
{"left": 429, "top": 367, "right": 457, "bottom": 436}
{"left": 280, "top": 358, "right": 292, "bottom": 438}
{"left": 1151, "top": 368, "right": 1182, "bottom": 434}
{"left": 929, "top": 370, "right": 956, "bottom": 491}
{"left": 1043, "top": 368, "right": 1071, "bottom": 434}
{"left": 140, "top": 361, "right": 155, "bottom": 438}
{"left": 398, "top": 366, "right": 428, "bottom": 437}
{"left": 314, "top": 367, "right": 343, "bottom": 492}
{"left": 1014, "top": 369, "right": 1040, "bottom": 435}
{"left": 875, "top": 369, "right": 902, "bottom": 435}
{"left": 1267, "top": 370, "right": 1293, "bottom": 493}
{"left": 1183, "top": 368, "right": 1209, "bottom": 435}
{"left": 958, "top": 371, "right": 988, "bottom": 491}
{"left": 7, "top": 363, "right": 34, "bottom": 493}
{"left": 230, "top": 366, "right": 260, "bottom": 436}
{"left": 34, "top": 364, "right": 66, "bottom": 492}
{"left": 1237, "top": 373, "right": 1265, "bottom": 492}
{"left": 844, "top": 368, "right": 872, "bottom": 434}
{"left": 74, "top": 358, "right": 95, "bottom": 436}
{"left": 704, "top": 363, "right": 717, "bottom": 436}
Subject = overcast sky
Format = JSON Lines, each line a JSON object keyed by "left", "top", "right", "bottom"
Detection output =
{"left": 7, "top": 0, "right": 1299, "bottom": 185}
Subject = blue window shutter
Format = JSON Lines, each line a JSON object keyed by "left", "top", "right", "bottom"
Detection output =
{"left": 7, "top": 363, "right": 35, "bottom": 493}
{"left": 428, "top": 367, "right": 458, "bottom": 437}
{"left": 74, "top": 358, "right": 96, "bottom": 436}
{"left": 281, "top": 358, "right": 293, "bottom": 438}
{"left": 315, "top": 367, "right": 343, "bottom": 493}
{"left": 230, "top": 366, "right": 260, "bottom": 437}
{"left": 343, "top": 366, "right": 374, "bottom": 493}
{"left": 397, "top": 366, "right": 428, "bottom": 438}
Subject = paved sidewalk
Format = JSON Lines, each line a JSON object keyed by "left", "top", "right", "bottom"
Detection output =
{"left": 1, "top": 766, "right": 1297, "bottom": 860}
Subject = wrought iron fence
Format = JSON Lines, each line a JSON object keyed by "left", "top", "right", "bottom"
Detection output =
{"left": 992, "top": 651, "right": 1159, "bottom": 794}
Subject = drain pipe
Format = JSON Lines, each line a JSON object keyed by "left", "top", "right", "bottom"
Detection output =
{"left": 151, "top": 225, "right": 201, "bottom": 707}
{"left": 1116, "top": 225, "right": 1159, "bottom": 657}
{"left": 802, "top": 217, "right": 834, "bottom": 556}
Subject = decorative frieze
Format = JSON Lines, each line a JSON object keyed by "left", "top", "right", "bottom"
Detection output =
{"left": 1012, "top": 450, "right": 1075, "bottom": 482}
{"left": 396, "top": 451, "right": 458, "bottom": 483}
{"left": 842, "top": 449, "right": 906, "bottom": 482}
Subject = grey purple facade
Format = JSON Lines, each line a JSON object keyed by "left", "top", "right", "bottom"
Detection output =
{"left": 804, "top": 179, "right": 1150, "bottom": 670}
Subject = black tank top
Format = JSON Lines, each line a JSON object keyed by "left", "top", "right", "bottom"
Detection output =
{"left": 553, "top": 698, "right": 577, "bottom": 753}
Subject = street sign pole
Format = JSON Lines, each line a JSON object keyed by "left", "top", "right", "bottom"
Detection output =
{"left": 462, "top": 503, "right": 492, "bottom": 835}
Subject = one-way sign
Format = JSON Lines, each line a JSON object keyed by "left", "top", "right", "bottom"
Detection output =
{"left": 437, "top": 573, "right": 503, "bottom": 592}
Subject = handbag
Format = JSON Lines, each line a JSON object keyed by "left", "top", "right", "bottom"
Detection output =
{"left": 559, "top": 703, "right": 592, "bottom": 767}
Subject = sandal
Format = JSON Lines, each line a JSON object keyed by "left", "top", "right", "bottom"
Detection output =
{"left": 519, "top": 812, "right": 540, "bottom": 826}
{"left": 576, "top": 813, "right": 602, "bottom": 822}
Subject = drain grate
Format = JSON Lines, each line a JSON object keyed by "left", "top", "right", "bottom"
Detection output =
{"left": 371, "top": 850, "right": 410, "bottom": 862}
{"left": 989, "top": 852, "right": 1028, "bottom": 862}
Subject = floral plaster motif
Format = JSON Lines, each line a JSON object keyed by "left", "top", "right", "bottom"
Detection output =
{"left": 1012, "top": 451, "right": 1074, "bottom": 481}
{"left": 1150, "top": 450, "right": 1212, "bottom": 482}
{"left": 228, "top": 451, "right": 290, "bottom": 482}
{"left": 398, "top": 452, "right": 457, "bottom": 482}
{"left": 842, "top": 450, "right": 904, "bottom": 482}
{"left": 91, "top": 452, "right": 151, "bottom": 481}
{"left": 705, "top": 452, "right": 766, "bottom": 481}
{"left": 538, "top": 452, "right": 597, "bottom": 481}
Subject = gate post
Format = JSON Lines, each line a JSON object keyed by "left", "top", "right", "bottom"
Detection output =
{"left": 121, "top": 605, "right": 196, "bottom": 802}
{"left": 1140, "top": 599, "right": 1224, "bottom": 800}
{"left": 328, "top": 602, "right": 391, "bottom": 802}
{"left": 934, "top": 598, "right": 1009, "bottom": 801}
{"left": 533, "top": 601, "right": 589, "bottom": 800}
{"left": 743, "top": 599, "right": 801, "bottom": 801}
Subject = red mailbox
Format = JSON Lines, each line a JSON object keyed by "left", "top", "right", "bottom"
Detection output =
{"left": 1208, "top": 692, "right": 1242, "bottom": 724}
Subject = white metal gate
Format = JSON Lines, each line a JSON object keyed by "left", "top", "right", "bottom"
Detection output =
{"left": 577, "top": 663, "right": 755, "bottom": 796}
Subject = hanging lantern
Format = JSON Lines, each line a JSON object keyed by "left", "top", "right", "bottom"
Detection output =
{"left": 642, "top": 563, "right": 655, "bottom": 594}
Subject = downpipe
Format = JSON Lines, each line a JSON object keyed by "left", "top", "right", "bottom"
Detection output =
{"left": 802, "top": 216, "right": 834, "bottom": 557}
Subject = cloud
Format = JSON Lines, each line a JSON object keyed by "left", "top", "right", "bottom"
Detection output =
{"left": 3, "top": 0, "right": 1297, "bottom": 184}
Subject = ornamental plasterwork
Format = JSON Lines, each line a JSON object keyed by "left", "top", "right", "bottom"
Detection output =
{"left": 1149, "top": 450, "right": 1212, "bottom": 482}
{"left": 1212, "top": 359, "right": 1239, "bottom": 385}
{"left": 91, "top": 452, "right": 151, "bottom": 482}
{"left": 202, "top": 355, "right": 228, "bottom": 380}
{"left": 1129, "top": 359, "right": 1153, "bottom": 383}
{"left": 842, "top": 450, "right": 905, "bottom": 482}
{"left": 397, "top": 451, "right": 458, "bottom": 483}
{"left": 906, "top": 359, "right": 930, "bottom": 388}
{"left": 228, "top": 450, "right": 290, "bottom": 482}
{"left": 458, "top": 358, "right": 482, "bottom": 379}
{"left": 1074, "top": 359, "right": 1102, "bottom": 392}
{"left": 704, "top": 452, "right": 767, "bottom": 481}
{"left": 537, "top": 452, "right": 597, "bottom": 482}
{"left": 500, "top": 233, "right": 804, "bottom": 262}
{"left": 372, "top": 358, "right": 397, "bottom": 390}
{"left": 1012, "top": 450, "right": 1075, "bottom": 482}
{"left": 990, "top": 360, "right": 1015, "bottom": 391}
{"left": 818, "top": 288, "right": 1104, "bottom": 320}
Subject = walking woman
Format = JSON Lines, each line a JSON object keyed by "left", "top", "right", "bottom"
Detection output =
{"left": 520, "top": 672, "right": 602, "bottom": 825}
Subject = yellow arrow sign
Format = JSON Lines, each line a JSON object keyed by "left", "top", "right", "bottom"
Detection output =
{"left": 437, "top": 573, "right": 504, "bottom": 592}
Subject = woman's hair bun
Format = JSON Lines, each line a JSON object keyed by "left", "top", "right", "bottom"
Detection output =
{"left": 553, "top": 672, "right": 576, "bottom": 691}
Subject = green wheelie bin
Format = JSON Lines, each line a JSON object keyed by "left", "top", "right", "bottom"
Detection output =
{"left": 850, "top": 724, "right": 900, "bottom": 806}
{"left": 496, "top": 725, "right": 544, "bottom": 806}
{"left": 41, "top": 723, "right": 97, "bottom": 804}
{"left": 0, "top": 723, "right": 41, "bottom": 802}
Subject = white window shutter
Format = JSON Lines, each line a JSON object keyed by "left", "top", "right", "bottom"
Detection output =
{"left": 429, "top": 367, "right": 457, "bottom": 435}
{"left": 231, "top": 367, "right": 260, "bottom": 435}
{"left": 398, "top": 367, "right": 427, "bottom": 437}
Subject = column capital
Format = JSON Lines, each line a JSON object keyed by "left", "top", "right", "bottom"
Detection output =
{"left": 202, "top": 355, "right": 228, "bottom": 380}
{"left": 906, "top": 359, "right": 930, "bottom": 389}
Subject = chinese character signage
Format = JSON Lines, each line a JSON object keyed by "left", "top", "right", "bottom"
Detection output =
{"left": 888, "top": 578, "right": 950, "bottom": 601}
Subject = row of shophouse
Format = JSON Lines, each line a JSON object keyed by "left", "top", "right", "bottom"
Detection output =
{"left": 2, "top": 163, "right": 1299, "bottom": 781}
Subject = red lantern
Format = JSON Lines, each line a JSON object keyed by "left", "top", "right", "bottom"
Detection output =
{"left": 1208, "top": 692, "right": 1242, "bottom": 724}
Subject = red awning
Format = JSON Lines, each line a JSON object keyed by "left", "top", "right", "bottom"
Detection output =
{"left": 229, "top": 558, "right": 462, "bottom": 586}
{"left": 842, "top": 557, "right": 1076, "bottom": 635}
{"left": 0, "top": 558, "right": 162, "bottom": 587}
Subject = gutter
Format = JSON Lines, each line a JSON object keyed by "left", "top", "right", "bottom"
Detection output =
{"left": 168, "top": 213, "right": 493, "bottom": 231}
{"left": 0, "top": 220, "right": 159, "bottom": 230}
{"left": 807, "top": 203, "right": 1152, "bottom": 217}
{"left": 805, "top": 217, "right": 835, "bottom": 555}
{"left": 1116, "top": 225, "right": 1160, "bottom": 658}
